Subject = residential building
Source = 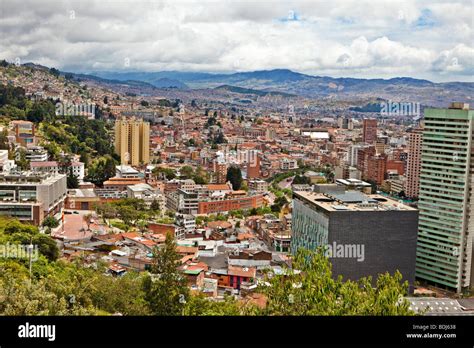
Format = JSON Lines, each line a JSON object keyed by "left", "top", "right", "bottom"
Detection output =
{"left": 405, "top": 128, "right": 423, "bottom": 198}
{"left": 248, "top": 179, "right": 269, "bottom": 193}
{"left": 11, "top": 120, "right": 35, "bottom": 146}
{"left": 114, "top": 117, "right": 150, "bottom": 166}
{"left": 20, "top": 146, "right": 48, "bottom": 162}
{"left": 30, "top": 161, "right": 85, "bottom": 181}
{"left": 415, "top": 103, "right": 474, "bottom": 293}
{"left": 362, "top": 119, "right": 377, "bottom": 144}
{"left": 280, "top": 158, "right": 298, "bottom": 171}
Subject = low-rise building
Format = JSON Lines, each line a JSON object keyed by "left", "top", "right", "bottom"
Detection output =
{"left": 0, "top": 172, "right": 67, "bottom": 225}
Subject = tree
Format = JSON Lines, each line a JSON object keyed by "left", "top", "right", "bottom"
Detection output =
{"left": 117, "top": 206, "right": 138, "bottom": 227}
{"left": 67, "top": 170, "right": 79, "bottom": 189}
{"left": 144, "top": 233, "right": 189, "bottom": 315}
{"left": 292, "top": 175, "right": 310, "bottom": 185}
{"left": 85, "top": 155, "right": 116, "bottom": 187}
{"left": 15, "top": 147, "right": 30, "bottom": 171}
{"left": 179, "top": 166, "right": 194, "bottom": 179}
{"left": 150, "top": 199, "right": 161, "bottom": 212}
{"left": 271, "top": 196, "right": 289, "bottom": 213}
{"left": 27, "top": 100, "right": 55, "bottom": 123}
{"left": 152, "top": 167, "right": 176, "bottom": 181}
{"left": 226, "top": 166, "right": 243, "bottom": 190}
{"left": 258, "top": 248, "right": 413, "bottom": 315}
{"left": 0, "top": 129, "right": 9, "bottom": 150}
{"left": 137, "top": 220, "right": 148, "bottom": 233}
{"left": 42, "top": 216, "right": 59, "bottom": 229}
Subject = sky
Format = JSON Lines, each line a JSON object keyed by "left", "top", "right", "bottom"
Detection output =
{"left": 0, "top": 0, "right": 473, "bottom": 82}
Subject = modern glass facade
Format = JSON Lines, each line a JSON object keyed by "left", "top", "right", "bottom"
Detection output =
{"left": 415, "top": 105, "right": 474, "bottom": 292}
{"left": 290, "top": 197, "right": 329, "bottom": 254}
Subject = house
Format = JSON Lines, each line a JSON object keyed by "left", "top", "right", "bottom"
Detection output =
{"left": 228, "top": 265, "right": 256, "bottom": 290}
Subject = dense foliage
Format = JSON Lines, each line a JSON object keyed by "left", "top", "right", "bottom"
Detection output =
{"left": 0, "top": 218, "right": 414, "bottom": 316}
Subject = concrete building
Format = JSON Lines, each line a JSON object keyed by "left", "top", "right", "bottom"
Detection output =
{"left": 291, "top": 190, "right": 418, "bottom": 287}
{"left": 198, "top": 194, "right": 264, "bottom": 214}
{"left": 115, "top": 165, "right": 140, "bottom": 178}
{"left": 114, "top": 117, "right": 150, "bottom": 166}
{"left": 20, "top": 146, "right": 48, "bottom": 162}
{"left": 247, "top": 153, "right": 261, "bottom": 179}
{"left": 362, "top": 119, "right": 377, "bottom": 144}
{"left": 280, "top": 158, "right": 298, "bottom": 171}
{"left": 0, "top": 150, "right": 15, "bottom": 173}
{"left": 416, "top": 103, "right": 474, "bottom": 293}
{"left": 248, "top": 179, "right": 269, "bottom": 193}
{"left": 166, "top": 189, "right": 199, "bottom": 215}
{"left": 405, "top": 128, "right": 423, "bottom": 198}
{"left": 30, "top": 161, "right": 85, "bottom": 181}
{"left": 0, "top": 172, "right": 67, "bottom": 225}
{"left": 212, "top": 159, "right": 227, "bottom": 184}
{"left": 127, "top": 183, "right": 165, "bottom": 210}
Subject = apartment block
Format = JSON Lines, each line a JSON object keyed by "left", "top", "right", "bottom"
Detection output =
{"left": 405, "top": 128, "right": 423, "bottom": 198}
{"left": 415, "top": 103, "right": 474, "bottom": 293}
{"left": 0, "top": 172, "right": 67, "bottom": 225}
{"left": 114, "top": 117, "right": 150, "bottom": 166}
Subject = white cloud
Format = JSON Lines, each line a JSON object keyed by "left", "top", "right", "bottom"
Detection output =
{"left": 0, "top": 0, "right": 472, "bottom": 81}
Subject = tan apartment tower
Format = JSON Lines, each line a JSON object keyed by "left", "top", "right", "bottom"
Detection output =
{"left": 405, "top": 127, "right": 423, "bottom": 198}
{"left": 114, "top": 117, "right": 150, "bottom": 166}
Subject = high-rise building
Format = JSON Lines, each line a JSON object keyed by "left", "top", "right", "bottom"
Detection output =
{"left": 114, "top": 117, "right": 150, "bottom": 166}
{"left": 348, "top": 144, "right": 365, "bottom": 167}
{"left": 362, "top": 119, "right": 377, "bottom": 144}
{"left": 291, "top": 189, "right": 418, "bottom": 286}
{"left": 405, "top": 128, "right": 423, "bottom": 198}
{"left": 415, "top": 103, "right": 474, "bottom": 293}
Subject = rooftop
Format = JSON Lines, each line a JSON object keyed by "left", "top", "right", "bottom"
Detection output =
{"left": 294, "top": 190, "right": 416, "bottom": 212}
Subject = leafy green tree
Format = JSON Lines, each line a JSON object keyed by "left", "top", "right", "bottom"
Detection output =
{"left": 0, "top": 129, "right": 9, "bottom": 150}
{"left": 15, "top": 147, "right": 30, "bottom": 171}
{"left": 179, "top": 165, "right": 194, "bottom": 180}
{"left": 259, "top": 248, "right": 413, "bottom": 315}
{"left": 226, "top": 166, "right": 243, "bottom": 190}
{"left": 150, "top": 199, "right": 161, "bottom": 213}
{"left": 67, "top": 169, "right": 79, "bottom": 189}
{"left": 117, "top": 206, "right": 138, "bottom": 227}
{"left": 85, "top": 155, "right": 116, "bottom": 186}
{"left": 27, "top": 100, "right": 55, "bottom": 123}
{"left": 42, "top": 216, "right": 59, "bottom": 229}
{"left": 153, "top": 167, "right": 176, "bottom": 180}
{"left": 271, "top": 196, "right": 289, "bottom": 213}
{"left": 144, "top": 233, "right": 189, "bottom": 315}
{"left": 292, "top": 175, "right": 311, "bottom": 185}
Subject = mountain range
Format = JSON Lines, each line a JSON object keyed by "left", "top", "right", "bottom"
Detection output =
{"left": 81, "top": 69, "right": 473, "bottom": 106}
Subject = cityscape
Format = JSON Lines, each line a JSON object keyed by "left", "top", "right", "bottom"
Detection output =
{"left": 0, "top": 0, "right": 473, "bottom": 345}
